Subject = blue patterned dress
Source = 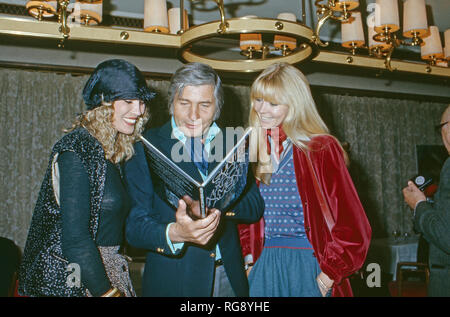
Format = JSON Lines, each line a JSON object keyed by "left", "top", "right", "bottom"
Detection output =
{"left": 248, "top": 141, "right": 324, "bottom": 297}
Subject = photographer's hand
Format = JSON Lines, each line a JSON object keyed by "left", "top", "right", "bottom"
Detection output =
{"left": 402, "top": 181, "right": 426, "bottom": 210}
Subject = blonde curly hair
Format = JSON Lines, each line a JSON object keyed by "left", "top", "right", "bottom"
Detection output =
{"left": 65, "top": 101, "right": 150, "bottom": 164}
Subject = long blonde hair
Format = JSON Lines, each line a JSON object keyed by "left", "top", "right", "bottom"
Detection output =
{"left": 249, "top": 63, "right": 329, "bottom": 148}
{"left": 65, "top": 101, "right": 150, "bottom": 164}
{"left": 249, "top": 63, "right": 347, "bottom": 182}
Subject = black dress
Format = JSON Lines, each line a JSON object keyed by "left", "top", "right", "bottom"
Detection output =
{"left": 58, "top": 151, "right": 130, "bottom": 296}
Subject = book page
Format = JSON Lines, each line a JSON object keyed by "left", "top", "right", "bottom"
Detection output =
{"left": 140, "top": 136, "right": 202, "bottom": 211}
{"left": 204, "top": 127, "right": 251, "bottom": 211}
{"left": 139, "top": 127, "right": 252, "bottom": 216}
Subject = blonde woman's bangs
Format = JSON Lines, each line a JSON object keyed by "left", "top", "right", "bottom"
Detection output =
{"left": 251, "top": 72, "right": 289, "bottom": 106}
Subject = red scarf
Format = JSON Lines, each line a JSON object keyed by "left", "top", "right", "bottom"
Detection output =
{"left": 265, "top": 127, "right": 288, "bottom": 158}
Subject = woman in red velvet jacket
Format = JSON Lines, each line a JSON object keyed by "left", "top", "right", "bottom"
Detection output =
{"left": 239, "top": 63, "right": 371, "bottom": 297}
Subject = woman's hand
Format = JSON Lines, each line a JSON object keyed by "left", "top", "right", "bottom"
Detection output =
{"left": 245, "top": 264, "right": 253, "bottom": 277}
{"left": 316, "top": 271, "right": 333, "bottom": 297}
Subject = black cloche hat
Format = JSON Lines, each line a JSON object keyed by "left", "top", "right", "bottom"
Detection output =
{"left": 82, "top": 59, "right": 156, "bottom": 110}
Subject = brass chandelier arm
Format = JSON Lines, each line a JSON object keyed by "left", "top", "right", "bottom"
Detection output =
{"left": 190, "top": 0, "right": 229, "bottom": 34}
{"left": 315, "top": 0, "right": 352, "bottom": 21}
{"left": 57, "top": 0, "right": 70, "bottom": 48}
{"left": 371, "top": 27, "right": 402, "bottom": 72}
{"left": 383, "top": 45, "right": 396, "bottom": 72}
{"left": 313, "top": 9, "right": 333, "bottom": 47}
{"left": 372, "top": 27, "right": 426, "bottom": 72}
{"left": 313, "top": 0, "right": 352, "bottom": 47}
{"left": 213, "top": 0, "right": 229, "bottom": 34}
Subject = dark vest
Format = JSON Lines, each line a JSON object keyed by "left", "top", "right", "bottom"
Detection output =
{"left": 18, "top": 127, "right": 107, "bottom": 297}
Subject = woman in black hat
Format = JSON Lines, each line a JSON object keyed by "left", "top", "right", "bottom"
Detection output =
{"left": 18, "top": 59, "right": 155, "bottom": 297}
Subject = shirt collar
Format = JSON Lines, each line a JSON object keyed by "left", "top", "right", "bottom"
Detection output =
{"left": 170, "top": 116, "right": 220, "bottom": 146}
{"left": 269, "top": 137, "right": 292, "bottom": 168}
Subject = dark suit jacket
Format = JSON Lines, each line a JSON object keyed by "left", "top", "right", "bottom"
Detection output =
{"left": 124, "top": 121, "right": 264, "bottom": 297}
{"left": 415, "top": 157, "right": 450, "bottom": 296}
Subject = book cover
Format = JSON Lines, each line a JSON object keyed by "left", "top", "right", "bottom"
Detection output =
{"left": 140, "top": 127, "right": 252, "bottom": 218}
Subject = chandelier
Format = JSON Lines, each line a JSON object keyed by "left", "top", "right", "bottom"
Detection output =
{"left": 16, "top": 0, "right": 318, "bottom": 72}
{"left": 314, "top": 0, "right": 449, "bottom": 72}
{"left": 0, "top": 0, "right": 448, "bottom": 76}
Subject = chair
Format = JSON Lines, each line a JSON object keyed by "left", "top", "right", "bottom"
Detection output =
{"left": 0, "top": 237, "right": 21, "bottom": 297}
{"left": 388, "top": 262, "right": 430, "bottom": 297}
{"left": 388, "top": 234, "right": 430, "bottom": 297}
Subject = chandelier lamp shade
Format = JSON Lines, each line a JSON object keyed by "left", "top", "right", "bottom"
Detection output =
{"left": 341, "top": 11, "right": 365, "bottom": 55}
{"left": 403, "top": 0, "right": 428, "bottom": 38}
{"left": 421, "top": 26, "right": 444, "bottom": 64}
{"left": 444, "top": 29, "right": 450, "bottom": 60}
{"left": 144, "top": 0, "right": 169, "bottom": 33}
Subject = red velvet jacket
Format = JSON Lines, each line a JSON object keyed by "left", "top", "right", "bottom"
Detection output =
{"left": 238, "top": 135, "right": 372, "bottom": 297}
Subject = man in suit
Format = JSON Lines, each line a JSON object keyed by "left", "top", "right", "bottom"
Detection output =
{"left": 402, "top": 105, "right": 450, "bottom": 297}
{"left": 124, "top": 63, "right": 264, "bottom": 297}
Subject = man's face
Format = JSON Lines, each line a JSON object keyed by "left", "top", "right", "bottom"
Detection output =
{"left": 173, "top": 84, "right": 216, "bottom": 138}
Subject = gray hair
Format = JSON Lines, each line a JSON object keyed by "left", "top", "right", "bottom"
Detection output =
{"left": 168, "top": 63, "right": 224, "bottom": 120}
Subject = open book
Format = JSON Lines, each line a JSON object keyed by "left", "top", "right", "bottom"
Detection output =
{"left": 140, "top": 127, "right": 252, "bottom": 218}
